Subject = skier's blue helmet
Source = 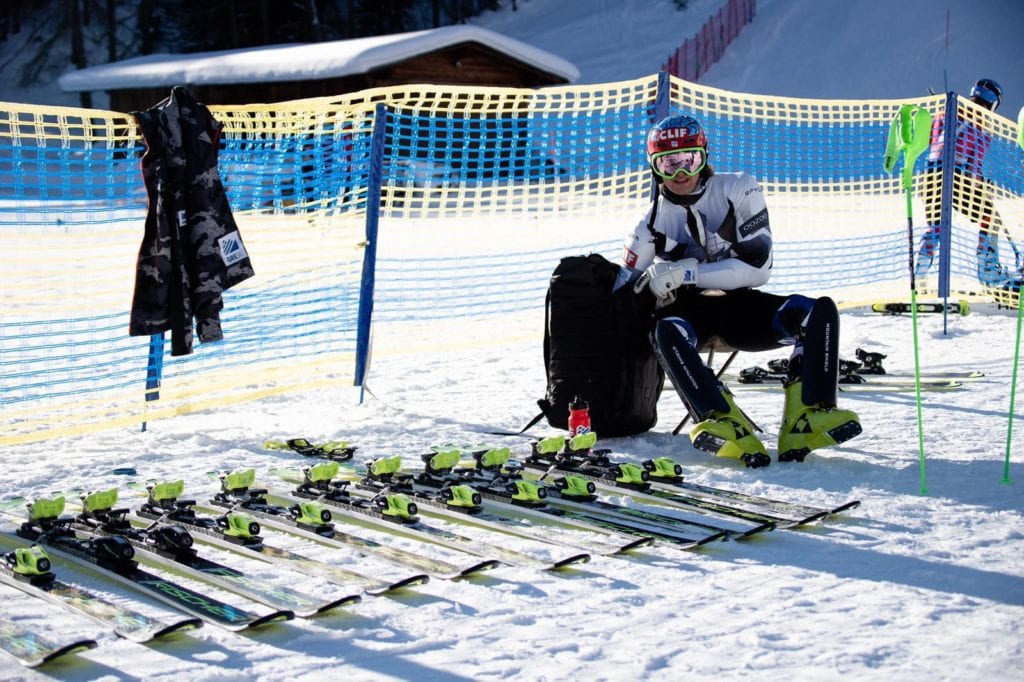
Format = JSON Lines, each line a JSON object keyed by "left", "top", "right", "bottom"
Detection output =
{"left": 969, "top": 78, "right": 1002, "bottom": 112}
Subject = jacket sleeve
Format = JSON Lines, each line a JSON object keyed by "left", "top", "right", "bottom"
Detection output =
{"left": 613, "top": 201, "right": 660, "bottom": 291}
{"left": 179, "top": 87, "right": 255, "bottom": 346}
{"left": 696, "top": 174, "right": 772, "bottom": 290}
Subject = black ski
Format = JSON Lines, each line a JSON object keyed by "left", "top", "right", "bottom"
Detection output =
{"left": 0, "top": 616, "right": 97, "bottom": 668}
{"left": 205, "top": 469, "right": 500, "bottom": 580}
{"left": 743, "top": 349, "right": 985, "bottom": 382}
{"left": 522, "top": 434, "right": 859, "bottom": 528}
{"left": 0, "top": 542, "right": 202, "bottom": 642}
{"left": 130, "top": 480, "right": 428, "bottom": 597}
{"left": 729, "top": 368, "right": 963, "bottom": 392}
{"left": 273, "top": 464, "right": 591, "bottom": 570}
{"left": 871, "top": 300, "right": 969, "bottom": 316}
{"left": 351, "top": 452, "right": 732, "bottom": 550}
{"left": 70, "top": 489, "right": 358, "bottom": 618}
{"left": 7, "top": 497, "right": 292, "bottom": 631}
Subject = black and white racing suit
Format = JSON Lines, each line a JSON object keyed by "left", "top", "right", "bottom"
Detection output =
{"left": 617, "top": 171, "right": 839, "bottom": 414}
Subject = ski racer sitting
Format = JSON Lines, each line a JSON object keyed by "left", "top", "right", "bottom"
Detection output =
{"left": 614, "top": 115, "right": 862, "bottom": 467}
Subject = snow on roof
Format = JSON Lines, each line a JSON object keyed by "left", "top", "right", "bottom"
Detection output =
{"left": 57, "top": 25, "right": 579, "bottom": 92}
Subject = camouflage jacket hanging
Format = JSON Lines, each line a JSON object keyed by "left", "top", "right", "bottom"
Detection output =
{"left": 129, "top": 86, "right": 254, "bottom": 356}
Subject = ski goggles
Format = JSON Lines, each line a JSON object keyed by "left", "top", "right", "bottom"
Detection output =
{"left": 651, "top": 147, "right": 707, "bottom": 180}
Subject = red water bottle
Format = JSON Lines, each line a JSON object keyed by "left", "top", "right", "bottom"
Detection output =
{"left": 567, "top": 396, "right": 591, "bottom": 437}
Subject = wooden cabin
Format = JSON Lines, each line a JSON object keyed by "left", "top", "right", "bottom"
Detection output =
{"left": 58, "top": 25, "right": 579, "bottom": 112}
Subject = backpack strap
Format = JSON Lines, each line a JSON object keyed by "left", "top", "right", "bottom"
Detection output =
{"left": 482, "top": 409, "right": 545, "bottom": 437}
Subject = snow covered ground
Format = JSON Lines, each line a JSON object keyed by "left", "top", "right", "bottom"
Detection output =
{"left": 2, "top": 0, "right": 1024, "bottom": 680}
{"left": 2, "top": 305, "right": 1022, "bottom": 681}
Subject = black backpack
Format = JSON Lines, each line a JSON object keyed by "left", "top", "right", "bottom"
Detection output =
{"left": 537, "top": 253, "right": 664, "bottom": 436}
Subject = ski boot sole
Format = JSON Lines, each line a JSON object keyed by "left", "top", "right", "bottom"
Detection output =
{"left": 778, "top": 448, "right": 809, "bottom": 463}
{"left": 741, "top": 452, "right": 771, "bottom": 468}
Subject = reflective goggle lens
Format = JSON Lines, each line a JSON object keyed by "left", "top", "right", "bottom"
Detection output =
{"left": 652, "top": 148, "right": 706, "bottom": 179}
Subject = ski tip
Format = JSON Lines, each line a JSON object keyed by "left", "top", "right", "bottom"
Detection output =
{"left": 369, "top": 574, "right": 431, "bottom": 595}
{"left": 732, "top": 521, "right": 777, "bottom": 540}
{"left": 30, "top": 639, "right": 99, "bottom": 668}
{"left": 152, "top": 614, "right": 204, "bottom": 638}
{"left": 794, "top": 510, "right": 832, "bottom": 526}
{"left": 137, "top": 617, "right": 204, "bottom": 641}
{"left": 549, "top": 553, "right": 592, "bottom": 570}
{"left": 309, "top": 594, "right": 363, "bottom": 616}
{"left": 695, "top": 530, "right": 731, "bottom": 547}
{"left": 452, "top": 559, "right": 502, "bottom": 579}
{"left": 243, "top": 609, "right": 295, "bottom": 630}
{"left": 829, "top": 500, "right": 862, "bottom": 515}
{"left": 617, "top": 536, "right": 657, "bottom": 553}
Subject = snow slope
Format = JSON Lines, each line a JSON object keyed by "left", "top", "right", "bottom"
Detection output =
{"left": 1, "top": 0, "right": 1024, "bottom": 680}
{"left": 475, "top": 0, "right": 1024, "bottom": 119}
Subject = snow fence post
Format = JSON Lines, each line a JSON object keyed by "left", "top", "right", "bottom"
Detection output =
{"left": 354, "top": 103, "right": 387, "bottom": 401}
{"left": 936, "top": 92, "right": 958, "bottom": 307}
{"left": 650, "top": 71, "right": 671, "bottom": 202}
{"left": 141, "top": 332, "right": 165, "bottom": 432}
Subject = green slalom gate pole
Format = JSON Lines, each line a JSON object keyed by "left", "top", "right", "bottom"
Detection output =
{"left": 1002, "top": 106, "right": 1024, "bottom": 486}
{"left": 883, "top": 103, "right": 933, "bottom": 494}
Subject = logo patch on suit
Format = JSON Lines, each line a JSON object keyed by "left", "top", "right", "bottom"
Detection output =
{"left": 738, "top": 208, "right": 768, "bottom": 238}
{"left": 623, "top": 247, "right": 638, "bottom": 268}
{"left": 218, "top": 231, "right": 248, "bottom": 266}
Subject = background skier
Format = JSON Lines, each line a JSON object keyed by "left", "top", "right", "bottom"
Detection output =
{"left": 915, "top": 78, "right": 1013, "bottom": 288}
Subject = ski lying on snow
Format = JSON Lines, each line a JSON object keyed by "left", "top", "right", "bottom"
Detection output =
{"left": 349, "top": 452, "right": 733, "bottom": 550}
{"left": 271, "top": 464, "right": 591, "bottom": 571}
{"left": 870, "top": 300, "right": 969, "bottom": 316}
{"left": 439, "top": 448, "right": 772, "bottom": 539}
{"left": 4, "top": 497, "right": 292, "bottom": 631}
{"left": 130, "top": 480, "right": 428, "bottom": 596}
{"left": 426, "top": 447, "right": 770, "bottom": 540}
{"left": 0, "top": 542, "right": 202, "bottom": 642}
{"left": 730, "top": 377, "right": 964, "bottom": 392}
{"left": 265, "top": 441, "right": 654, "bottom": 556}
{"left": 204, "top": 469, "right": 500, "bottom": 580}
{"left": 68, "top": 489, "right": 357, "bottom": 618}
{"left": 727, "top": 369, "right": 982, "bottom": 384}
{"left": 734, "top": 348, "right": 984, "bottom": 384}
{"left": 520, "top": 435, "right": 860, "bottom": 528}
{"left": 302, "top": 464, "right": 654, "bottom": 557}
{"left": 0, "top": 615, "right": 97, "bottom": 668}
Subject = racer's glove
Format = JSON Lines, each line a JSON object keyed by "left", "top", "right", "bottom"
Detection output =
{"left": 633, "top": 259, "right": 698, "bottom": 299}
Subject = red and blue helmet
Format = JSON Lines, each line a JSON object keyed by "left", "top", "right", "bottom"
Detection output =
{"left": 647, "top": 115, "right": 707, "bottom": 157}
{"left": 647, "top": 115, "right": 709, "bottom": 181}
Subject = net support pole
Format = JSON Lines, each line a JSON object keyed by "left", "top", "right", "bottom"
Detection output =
{"left": 354, "top": 103, "right": 388, "bottom": 402}
{"left": 140, "top": 332, "right": 164, "bottom": 432}
{"left": 936, "top": 92, "right": 958, "bottom": 332}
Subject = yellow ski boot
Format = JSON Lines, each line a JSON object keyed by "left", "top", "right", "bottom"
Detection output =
{"left": 778, "top": 380, "right": 862, "bottom": 462}
{"left": 690, "top": 389, "right": 770, "bottom": 468}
